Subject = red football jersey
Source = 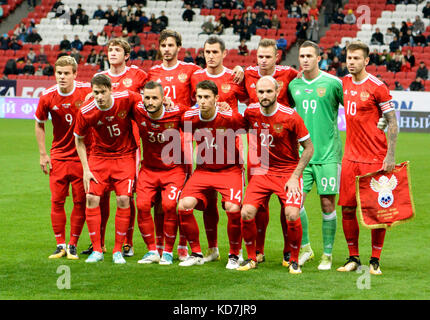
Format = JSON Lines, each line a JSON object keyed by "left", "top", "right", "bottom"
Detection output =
{"left": 133, "top": 103, "right": 187, "bottom": 170}
{"left": 148, "top": 61, "right": 201, "bottom": 107}
{"left": 35, "top": 81, "right": 92, "bottom": 161}
{"left": 342, "top": 73, "right": 394, "bottom": 163}
{"left": 74, "top": 90, "right": 141, "bottom": 158}
{"left": 190, "top": 67, "right": 248, "bottom": 111}
{"left": 97, "top": 65, "right": 148, "bottom": 93}
{"left": 244, "top": 102, "right": 310, "bottom": 176}
{"left": 182, "top": 108, "right": 245, "bottom": 171}
{"left": 244, "top": 65, "right": 299, "bottom": 106}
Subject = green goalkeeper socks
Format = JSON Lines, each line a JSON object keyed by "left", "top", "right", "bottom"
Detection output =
{"left": 322, "top": 210, "right": 337, "bottom": 255}
{"left": 300, "top": 207, "right": 310, "bottom": 247}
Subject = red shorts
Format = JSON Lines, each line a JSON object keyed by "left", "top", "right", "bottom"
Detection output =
{"left": 136, "top": 166, "right": 187, "bottom": 211}
{"left": 338, "top": 159, "right": 383, "bottom": 207}
{"left": 88, "top": 155, "right": 136, "bottom": 197}
{"left": 243, "top": 174, "right": 304, "bottom": 210}
{"left": 49, "top": 159, "right": 85, "bottom": 203}
{"left": 180, "top": 166, "right": 244, "bottom": 210}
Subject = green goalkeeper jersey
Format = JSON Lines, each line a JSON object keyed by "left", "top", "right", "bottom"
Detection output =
{"left": 288, "top": 71, "right": 344, "bottom": 164}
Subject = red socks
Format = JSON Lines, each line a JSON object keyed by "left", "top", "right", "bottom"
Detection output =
{"left": 178, "top": 209, "right": 201, "bottom": 253}
{"left": 124, "top": 197, "right": 136, "bottom": 246}
{"left": 342, "top": 207, "right": 360, "bottom": 257}
{"left": 371, "top": 229, "right": 386, "bottom": 259}
{"left": 203, "top": 200, "right": 219, "bottom": 249}
{"left": 287, "top": 218, "right": 302, "bottom": 263}
{"left": 69, "top": 201, "right": 86, "bottom": 246}
{"left": 226, "top": 211, "right": 241, "bottom": 256}
{"left": 241, "top": 218, "right": 257, "bottom": 261}
{"left": 51, "top": 200, "right": 66, "bottom": 245}
{"left": 163, "top": 204, "right": 179, "bottom": 253}
{"left": 85, "top": 206, "right": 102, "bottom": 252}
{"left": 113, "top": 207, "right": 131, "bottom": 253}
{"left": 280, "top": 209, "right": 289, "bottom": 254}
{"left": 137, "top": 206, "right": 157, "bottom": 252}
{"left": 99, "top": 193, "right": 110, "bottom": 248}
{"left": 255, "top": 206, "right": 269, "bottom": 254}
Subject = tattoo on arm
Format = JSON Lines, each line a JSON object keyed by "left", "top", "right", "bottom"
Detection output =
{"left": 383, "top": 110, "right": 398, "bottom": 160}
{"left": 293, "top": 138, "right": 314, "bottom": 178}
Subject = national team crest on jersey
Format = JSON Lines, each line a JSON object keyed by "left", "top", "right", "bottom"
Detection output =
{"left": 317, "top": 88, "right": 326, "bottom": 97}
{"left": 360, "top": 91, "right": 370, "bottom": 101}
{"left": 123, "top": 78, "right": 133, "bottom": 88}
{"left": 277, "top": 81, "right": 284, "bottom": 89}
{"left": 370, "top": 175, "right": 398, "bottom": 208}
{"left": 164, "top": 122, "right": 175, "bottom": 129}
{"left": 118, "top": 110, "right": 127, "bottom": 119}
{"left": 273, "top": 123, "right": 283, "bottom": 133}
{"left": 178, "top": 73, "right": 188, "bottom": 83}
{"left": 221, "top": 83, "right": 231, "bottom": 93}
{"left": 75, "top": 100, "right": 83, "bottom": 108}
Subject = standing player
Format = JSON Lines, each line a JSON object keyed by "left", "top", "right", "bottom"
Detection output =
{"left": 238, "top": 76, "right": 314, "bottom": 274}
{"left": 337, "top": 41, "right": 398, "bottom": 275}
{"left": 74, "top": 74, "right": 142, "bottom": 264}
{"left": 81, "top": 38, "right": 148, "bottom": 257}
{"left": 288, "top": 41, "right": 343, "bottom": 270}
{"left": 243, "top": 39, "right": 299, "bottom": 265}
{"left": 177, "top": 80, "right": 245, "bottom": 269}
{"left": 35, "top": 56, "right": 92, "bottom": 260}
{"left": 133, "top": 81, "right": 188, "bottom": 265}
{"left": 190, "top": 36, "right": 248, "bottom": 262}
{"left": 148, "top": 29, "right": 244, "bottom": 260}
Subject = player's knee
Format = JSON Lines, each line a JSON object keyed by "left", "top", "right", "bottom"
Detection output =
{"left": 116, "top": 195, "right": 130, "bottom": 208}
{"left": 285, "top": 207, "right": 300, "bottom": 221}
{"left": 224, "top": 202, "right": 240, "bottom": 213}
{"left": 241, "top": 205, "right": 256, "bottom": 221}
{"left": 178, "top": 197, "right": 196, "bottom": 211}
{"left": 342, "top": 206, "right": 356, "bottom": 219}
{"left": 320, "top": 195, "right": 336, "bottom": 213}
{"left": 51, "top": 199, "right": 65, "bottom": 211}
{"left": 86, "top": 194, "right": 100, "bottom": 208}
{"left": 162, "top": 201, "right": 177, "bottom": 216}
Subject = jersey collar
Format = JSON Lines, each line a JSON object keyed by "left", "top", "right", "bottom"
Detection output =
{"left": 148, "top": 105, "right": 165, "bottom": 120}
{"left": 352, "top": 74, "right": 369, "bottom": 85}
{"left": 302, "top": 71, "right": 322, "bottom": 85}
{"left": 57, "top": 81, "right": 76, "bottom": 97}
{"left": 260, "top": 103, "right": 279, "bottom": 117}
{"left": 162, "top": 61, "right": 180, "bottom": 71}
{"left": 108, "top": 66, "right": 128, "bottom": 78}
{"left": 199, "top": 106, "right": 218, "bottom": 122}
{"left": 95, "top": 95, "right": 115, "bottom": 111}
{"left": 205, "top": 67, "right": 226, "bottom": 78}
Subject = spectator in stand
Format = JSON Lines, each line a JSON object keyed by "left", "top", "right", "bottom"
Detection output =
{"left": 151, "top": 18, "right": 165, "bottom": 34}
{"left": 128, "top": 30, "right": 140, "bottom": 47}
{"left": 158, "top": 11, "right": 169, "bottom": 28}
{"left": 219, "top": 12, "right": 230, "bottom": 29}
{"left": 233, "top": 20, "right": 243, "bottom": 35}
{"left": 369, "top": 48, "right": 380, "bottom": 66}
{"left": 26, "top": 28, "right": 42, "bottom": 44}
{"left": 409, "top": 76, "right": 425, "bottom": 91}
{"left": 394, "top": 81, "right": 404, "bottom": 91}
{"left": 129, "top": 48, "right": 138, "bottom": 60}
{"left": 97, "top": 31, "right": 109, "bottom": 46}
{"left": 343, "top": 9, "right": 357, "bottom": 24}
{"left": 301, "top": 2, "right": 310, "bottom": 17}
{"left": 387, "top": 54, "right": 402, "bottom": 73}
{"left": 319, "top": 52, "right": 331, "bottom": 71}
{"left": 136, "top": 45, "right": 148, "bottom": 60}
{"left": 59, "top": 35, "right": 71, "bottom": 51}
{"left": 147, "top": 43, "right": 157, "bottom": 60}
{"left": 36, "top": 47, "right": 48, "bottom": 64}
{"left": 385, "top": 28, "right": 395, "bottom": 46}
{"left": 413, "top": 31, "right": 426, "bottom": 47}
{"left": 52, "top": 0, "right": 65, "bottom": 18}
{"left": 265, "top": 0, "right": 277, "bottom": 10}
{"left": 84, "top": 30, "right": 98, "bottom": 46}
{"left": 253, "top": 0, "right": 264, "bottom": 9}
{"left": 288, "top": 1, "right": 302, "bottom": 18}
{"left": 336, "top": 61, "right": 348, "bottom": 77}
{"left": 70, "top": 47, "right": 83, "bottom": 64}
{"left": 117, "top": 11, "right": 128, "bottom": 28}
{"left": 404, "top": 49, "right": 415, "bottom": 68}
{"left": 371, "top": 27, "right": 384, "bottom": 45}
{"left": 133, "top": 15, "right": 144, "bottom": 33}
{"left": 71, "top": 35, "right": 83, "bottom": 51}
{"left": 271, "top": 14, "right": 281, "bottom": 30}
{"left": 42, "top": 63, "right": 53, "bottom": 76}
{"left": 214, "top": 21, "right": 224, "bottom": 35}
{"left": 322, "top": 0, "right": 335, "bottom": 27}
{"left": 230, "top": 14, "right": 240, "bottom": 27}
{"left": 307, "top": 15, "right": 319, "bottom": 42}
{"left": 195, "top": 50, "right": 206, "bottom": 68}
{"left": 376, "top": 74, "right": 389, "bottom": 87}
{"left": 27, "top": 48, "right": 36, "bottom": 63}
{"left": 246, "top": 19, "right": 257, "bottom": 35}
{"left": 238, "top": 39, "right": 249, "bottom": 56}
{"left": 35, "top": 65, "right": 44, "bottom": 76}
{"left": 240, "top": 26, "right": 251, "bottom": 42}
{"left": 13, "top": 22, "right": 27, "bottom": 42}
{"left": 276, "top": 33, "right": 287, "bottom": 59}
{"left": 379, "top": 49, "right": 392, "bottom": 66}
{"left": 149, "top": 13, "right": 157, "bottom": 27}
{"left": 182, "top": 4, "right": 196, "bottom": 22}
{"left": 259, "top": 13, "right": 272, "bottom": 29}
{"left": 0, "top": 34, "right": 9, "bottom": 50}
{"left": 86, "top": 48, "right": 98, "bottom": 65}
{"left": 391, "top": 22, "right": 400, "bottom": 38}
{"left": 400, "top": 57, "right": 411, "bottom": 72}
{"left": 93, "top": 5, "right": 105, "bottom": 19}
{"left": 423, "top": 1, "right": 430, "bottom": 19}
{"left": 296, "top": 16, "right": 308, "bottom": 45}
{"left": 75, "top": 3, "right": 83, "bottom": 18}
{"left": 412, "top": 16, "right": 425, "bottom": 35}
{"left": 4, "top": 58, "right": 18, "bottom": 76}
{"left": 333, "top": 7, "right": 345, "bottom": 24}
{"left": 406, "top": 18, "right": 413, "bottom": 29}
{"left": 9, "top": 36, "right": 22, "bottom": 51}
{"left": 416, "top": 61, "right": 428, "bottom": 80}
{"left": 78, "top": 10, "right": 89, "bottom": 26}
{"left": 329, "top": 56, "right": 341, "bottom": 72}
{"left": 201, "top": 18, "right": 215, "bottom": 35}
{"left": 401, "top": 29, "right": 415, "bottom": 47}
{"left": 99, "top": 54, "right": 110, "bottom": 71}
{"left": 57, "top": 48, "right": 69, "bottom": 59}
{"left": 400, "top": 21, "right": 408, "bottom": 36}
{"left": 389, "top": 35, "right": 400, "bottom": 53}
{"left": 330, "top": 41, "right": 341, "bottom": 59}
{"left": 308, "top": 4, "right": 319, "bottom": 21}
{"left": 184, "top": 51, "right": 194, "bottom": 63}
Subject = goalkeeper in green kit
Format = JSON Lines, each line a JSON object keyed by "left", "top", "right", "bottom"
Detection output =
{"left": 287, "top": 41, "right": 344, "bottom": 270}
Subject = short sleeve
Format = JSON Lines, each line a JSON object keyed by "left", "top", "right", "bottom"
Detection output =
{"left": 374, "top": 84, "right": 394, "bottom": 113}
{"left": 34, "top": 95, "right": 49, "bottom": 123}
{"left": 73, "top": 110, "right": 88, "bottom": 138}
{"left": 294, "top": 112, "right": 310, "bottom": 142}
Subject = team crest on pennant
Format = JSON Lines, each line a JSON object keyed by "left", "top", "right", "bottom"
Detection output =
{"left": 370, "top": 175, "right": 397, "bottom": 208}
{"left": 221, "top": 83, "right": 231, "bottom": 93}
{"left": 360, "top": 91, "right": 370, "bottom": 101}
{"left": 317, "top": 87, "right": 326, "bottom": 97}
{"left": 118, "top": 110, "right": 127, "bottom": 119}
{"left": 273, "top": 123, "right": 283, "bottom": 133}
{"left": 123, "top": 78, "right": 133, "bottom": 88}
{"left": 178, "top": 73, "right": 187, "bottom": 83}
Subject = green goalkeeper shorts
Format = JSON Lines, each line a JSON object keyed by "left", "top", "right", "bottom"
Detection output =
{"left": 303, "top": 163, "right": 341, "bottom": 195}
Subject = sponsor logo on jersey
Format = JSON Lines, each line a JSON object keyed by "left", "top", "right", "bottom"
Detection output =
{"left": 350, "top": 90, "right": 358, "bottom": 96}
{"left": 151, "top": 122, "right": 160, "bottom": 128}
{"left": 118, "top": 110, "right": 127, "bottom": 119}
{"left": 123, "top": 78, "right": 133, "bottom": 88}
{"left": 360, "top": 91, "right": 370, "bottom": 101}
{"left": 317, "top": 87, "right": 326, "bottom": 97}
{"left": 165, "top": 76, "right": 174, "bottom": 82}
{"left": 262, "top": 123, "right": 270, "bottom": 128}
{"left": 105, "top": 116, "right": 115, "bottom": 122}
{"left": 112, "top": 82, "right": 120, "bottom": 88}
{"left": 178, "top": 73, "right": 188, "bottom": 83}
{"left": 305, "top": 89, "right": 313, "bottom": 94}
{"left": 273, "top": 123, "right": 283, "bottom": 133}
{"left": 370, "top": 175, "right": 397, "bottom": 208}
{"left": 62, "top": 103, "right": 71, "bottom": 109}
{"left": 221, "top": 83, "right": 231, "bottom": 93}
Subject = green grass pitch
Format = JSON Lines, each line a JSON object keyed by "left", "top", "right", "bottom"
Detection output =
{"left": 0, "top": 119, "right": 429, "bottom": 300}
